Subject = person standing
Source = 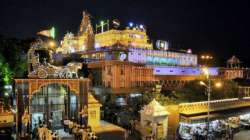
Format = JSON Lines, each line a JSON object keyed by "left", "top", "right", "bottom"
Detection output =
{"left": 38, "top": 117, "right": 42, "bottom": 125}
{"left": 82, "top": 129, "right": 87, "bottom": 140}
{"left": 63, "top": 119, "right": 69, "bottom": 132}
{"left": 124, "top": 130, "right": 128, "bottom": 140}
{"left": 229, "top": 127, "right": 233, "bottom": 140}
{"left": 32, "top": 124, "right": 38, "bottom": 139}
{"left": 68, "top": 120, "right": 74, "bottom": 134}
{"left": 80, "top": 106, "right": 88, "bottom": 126}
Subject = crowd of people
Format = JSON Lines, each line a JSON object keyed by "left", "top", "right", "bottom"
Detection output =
{"left": 29, "top": 118, "right": 98, "bottom": 140}
{"left": 178, "top": 119, "right": 241, "bottom": 140}
{"left": 36, "top": 124, "right": 60, "bottom": 140}
{"left": 64, "top": 119, "right": 98, "bottom": 140}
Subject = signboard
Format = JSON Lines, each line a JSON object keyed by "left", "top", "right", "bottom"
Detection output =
{"left": 119, "top": 52, "right": 127, "bottom": 61}
{"left": 156, "top": 40, "right": 169, "bottom": 50}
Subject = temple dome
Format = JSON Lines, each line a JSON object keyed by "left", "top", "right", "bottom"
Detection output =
{"left": 141, "top": 99, "right": 169, "bottom": 117}
{"left": 227, "top": 55, "right": 241, "bottom": 68}
{"left": 227, "top": 55, "right": 241, "bottom": 64}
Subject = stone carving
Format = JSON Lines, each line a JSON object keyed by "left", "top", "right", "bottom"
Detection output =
{"left": 28, "top": 39, "right": 82, "bottom": 79}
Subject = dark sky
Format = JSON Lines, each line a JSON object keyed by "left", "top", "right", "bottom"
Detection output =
{"left": 1, "top": 0, "right": 250, "bottom": 66}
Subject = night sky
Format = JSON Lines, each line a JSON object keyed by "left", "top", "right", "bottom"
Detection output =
{"left": 1, "top": 0, "right": 250, "bottom": 66}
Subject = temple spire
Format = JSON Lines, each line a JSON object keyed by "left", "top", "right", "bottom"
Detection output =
{"left": 79, "top": 11, "right": 93, "bottom": 35}
{"left": 78, "top": 11, "right": 95, "bottom": 50}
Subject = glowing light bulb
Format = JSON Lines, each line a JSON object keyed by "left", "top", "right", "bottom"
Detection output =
{"left": 129, "top": 22, "right": 134, "bottom": 27}
{"left": 139, "top": 24, "right": 144, "bottom": 29}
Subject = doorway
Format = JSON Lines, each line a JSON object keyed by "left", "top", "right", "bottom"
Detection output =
{"left": 30, "top": 84, "right": 78, "bottom": 130}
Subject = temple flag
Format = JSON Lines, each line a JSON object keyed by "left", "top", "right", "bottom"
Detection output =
{"left": 37, "top": 27, "right": 55, "bottom": 39}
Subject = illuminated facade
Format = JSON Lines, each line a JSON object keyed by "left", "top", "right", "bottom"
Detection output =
{"left": 60, "top": 32, "right": 82, "bottom": 53}
{"left": 60, "top": 26, "right": 152, "bottom": 54}
{"left": 57, "top": 12, "right": 220, "bottom": 105}
{"left": 88, "top": 61, "right": 156, "bottom": 94}
{"left": 95, "top": 29, "right": 153, "bottom": 49}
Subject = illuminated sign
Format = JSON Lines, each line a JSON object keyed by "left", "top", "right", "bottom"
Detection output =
{"left": 95, "top": 43, "right": 101, "bottom": 49}
{"left": 119, "top": 53, "right": 127, "bottom": 61}
{"left": 112, "top": 19, "right": 120, "bottom": 28}
{"left": 156, "top": 40, "right": 169, "bottom": 50}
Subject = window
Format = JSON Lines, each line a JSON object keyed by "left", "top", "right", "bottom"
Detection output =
{"left": 120, "top": 65, "right": 125, "bottom": 75}
{"left": 120, "top": 80, "right": 125, "bottom": 88}
{"left": 107, "top": 65, "right": 112, "bottom": 75}
{"left": 107, "top": 81, "right": 111, "bottom": 88}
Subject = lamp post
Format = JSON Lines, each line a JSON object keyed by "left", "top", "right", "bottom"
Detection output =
{"left": 199, "top": 78, "right": 211, "bottom": 139}
{"left": 200, "top": 67, "right": 222, "bottom": 139}
{"left": 200, "top": 55, "right": 213, "bottom": 66}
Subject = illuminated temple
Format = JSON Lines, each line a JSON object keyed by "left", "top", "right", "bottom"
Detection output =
{"left": 54, "top": 12, "right": 218, "bottom": 104}
{"left": 12, "top": 11, "right": 250, "bottom": 140}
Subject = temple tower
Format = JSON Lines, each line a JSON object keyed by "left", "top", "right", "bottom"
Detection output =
{"left": 78, "top": 11, "right": 95, "bottom": 51}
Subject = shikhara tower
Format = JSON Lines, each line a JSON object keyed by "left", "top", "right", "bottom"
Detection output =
{"left": 60, "top": 11, "right": 95, "bottom": 54}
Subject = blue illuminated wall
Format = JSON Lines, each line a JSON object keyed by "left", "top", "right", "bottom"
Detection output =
{"left": 146, "top": 56, "right": 179, "bottom": 66}
{"left": 128, "top": 48, "right": 197, "bottom": 67}
{"left": 153, "top": 66, "right": 219, "bottom": 76}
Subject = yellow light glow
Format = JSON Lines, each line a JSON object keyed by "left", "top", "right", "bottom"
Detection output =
{"left": 48, "top": 41, "right": 56, "bottom": 47}
{"left": 95, "top": 29, "right": 153, "bottom": 49}
{"left": 202, "top": 67, "right": 209, "bottom": 76}
{"left": 199, "top": 81, "right": 206, "bottom": 86}
{"left": 215, "top": 82, "right": 222, "bottom": 88}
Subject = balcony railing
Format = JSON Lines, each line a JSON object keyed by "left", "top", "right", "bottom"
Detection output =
{"left": 179, "top": 97, "right": 250, "bottom": 115}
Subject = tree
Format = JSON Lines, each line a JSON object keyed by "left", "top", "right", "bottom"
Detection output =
{"left": 142, "top": 88, "right": 177, "bottom": 106}
{"left": 212, "top": 80, "right": 238, "bottom": 99}
{"left": 173, "top": 79, "right": 239, "bottom": 103}
{"left": 0, "top": 36, "right": 34, "bottom": 99}
{"left": 0, "top": 54, "right": 12, "bottom": 83}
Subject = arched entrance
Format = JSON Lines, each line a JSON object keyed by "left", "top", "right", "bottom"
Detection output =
{"left": 15, "top": 78, "right": 90, "bottom": 138}
{"left": 30, "top": 83, "right": 78, "bottom": 130}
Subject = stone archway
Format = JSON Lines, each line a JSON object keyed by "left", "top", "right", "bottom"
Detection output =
{"left": 15, "top": 78, "right": 90, "bottom": 134}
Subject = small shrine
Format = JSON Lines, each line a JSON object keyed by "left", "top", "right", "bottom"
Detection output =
{"left": 87, "top": 92, "right": 102, "bottom": 128}
{"left": 221, "top": 55, "right": 244, "bottom": 79}
{"left": 139, "top": 99, "right": 169, "bottom": 139}
{"left": 227, "top": 55, "right": 241, "bottom": 68}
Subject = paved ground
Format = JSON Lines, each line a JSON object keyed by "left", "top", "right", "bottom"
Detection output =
{"left": 234, "top": 130, "right": 250, "bottom": 140}
{"left": 60, "top": 131, "right": 138, "bottom": 140}
{"left": 10, "top": 130, "right": 250, "bottom": 140}
{"left": 61, "top": 121, "right": 139, "bottom": 140}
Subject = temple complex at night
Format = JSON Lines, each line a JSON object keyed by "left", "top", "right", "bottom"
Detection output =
{"left": 52, "top": 12, "right": 220, "bottom": 105}
{"left": 0, "top": 10, "right": 246, "bottom": 140}
{"left": 1, "top": 0, "right": 250, "bottom": 139}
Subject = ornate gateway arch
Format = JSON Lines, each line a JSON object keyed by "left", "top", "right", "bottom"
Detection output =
{"left": 15, "top": 78, "right": 91, "bottom": 134}
{"left": 15, "top": 79, "right": 90, "bottom": 99}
